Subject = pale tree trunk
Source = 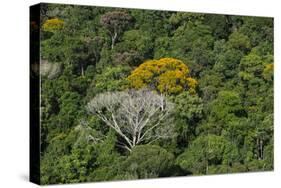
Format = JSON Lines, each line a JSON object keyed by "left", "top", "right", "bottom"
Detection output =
{"left": 111, "top": 31, "right": 117, "bottom": 50}
{"left": 81, "top": 64, "right": 84, "bottom": 77}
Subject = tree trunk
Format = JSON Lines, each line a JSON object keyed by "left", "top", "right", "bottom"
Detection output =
{"left": 260, "top": 140, "right": 263, "bottom": 159}
{"left": 111, "top": 32, "right": 117, "bottom": 50}
{"left": 257, "top": 138, "right": 264, "bottom": 160}
{"left": 206, "top": 160, "right": 209, "bottom": 174}
{"left": 81, "top": 64, "right": 84, "bottom": 77}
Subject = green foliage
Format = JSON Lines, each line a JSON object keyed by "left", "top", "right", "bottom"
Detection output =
{"left": 41, "top": 128, "right": 121, "bottom": 184}
{"left": 197, "top": 91, "right": 245, "bottom": 136}
{"left": 199, "top": 71, "right": 223, "bottom": 101}
{"left": 153, "top": 21, "right": 215, "bottom": 77}
{"left": 169, "top": 12, "right": 204, "bottom": 28}
{"left": 86, "top": 65, "right": 131, "bottom": 100}
{"left": 130, "top": 10, "right": 172, "bottom": 38}
{"left": 39, "top": 4, "right": 273, "bottom": 184}
{"left": 170, "top": 92, "right": 203, "bottom": 152}
{"left": 213, "top": 39, "right": 245, "bottom": 79}
{"left": 57, "top": 91, "right": 82, "bottom": 129}
{"left": 119, "top": 145, "right": 174, "bottom": 179}
{"left": 210, "top": 91, "right": 244, "bottom": 119}
{"left": 228, "top": 31, "right": 251, "bottom": 51}
{"left": 112, "top": 29, "right": 153, "bottom": 66}
{"left": 173, "top": 92, "right": 203, "bottom": 122}
{"left": 176, "top": 135, "right": 239, "bottom": 175}
{"left": 239, "top": 17, "right": 273, "bottom": 46}
{"left": 239, "top": 52, "right": 265, "bottom": 81}
{"left": 203, "top": 15, "right": 234, "bottom": 39}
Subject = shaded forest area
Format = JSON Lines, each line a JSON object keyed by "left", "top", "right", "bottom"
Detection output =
{"left": 37, "top": 3, "right": 274, "bottom": 184}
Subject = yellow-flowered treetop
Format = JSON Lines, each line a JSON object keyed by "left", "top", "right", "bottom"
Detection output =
{"left": 42, "top": 18, "right": 64, "bottom": 32}
{"left": 127, "top": 58, "right": 198, "bottom": 95}
{"left": 263, "top": 63, "right": 274, "bottom": 81}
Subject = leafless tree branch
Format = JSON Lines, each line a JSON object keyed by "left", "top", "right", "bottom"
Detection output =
{"left": 87, "top": 89, "right": 174, "bottom": 151}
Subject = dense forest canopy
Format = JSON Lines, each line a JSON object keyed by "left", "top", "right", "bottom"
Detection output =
{"left": 37, "top": 3, "right": 274, "bottom": 184}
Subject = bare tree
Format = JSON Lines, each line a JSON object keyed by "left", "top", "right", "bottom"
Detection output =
{"left": 87, "top": 89, "right": 174, "bottom": 151}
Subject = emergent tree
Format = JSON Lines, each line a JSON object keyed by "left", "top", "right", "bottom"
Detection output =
{"left": 100, "top": 11, "right": 132, "bottom": 49}
{"left": 87, "top": 89, "right": 174, "bottom": 151}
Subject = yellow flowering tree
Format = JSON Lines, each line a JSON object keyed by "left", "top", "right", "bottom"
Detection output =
{"left": 127, "top": 58, "right": 197, "bottom": 95}
{"left": 263, "top": 63, "right": 274, "bottom": 81}
{"left": 42, "top": 18, "right": 64, "bottom": 33}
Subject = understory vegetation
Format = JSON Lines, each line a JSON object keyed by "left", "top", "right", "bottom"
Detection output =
{"left": 37, "top": 4, "right": 274, "bottom": 184}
